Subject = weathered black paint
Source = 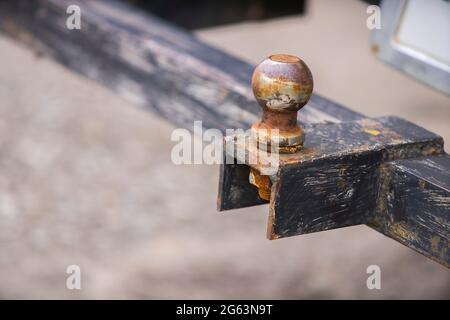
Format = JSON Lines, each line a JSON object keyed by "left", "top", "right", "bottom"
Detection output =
{"left": 0, "top": 0, "right": 362, "bottom": 133}
{"left": 272, "top": 152, "right": 382, "bottom": 237}
{"left": 219, "top": 116, "right": 449, "bottom": 266}
{"left": 370, "top": 156, "right": 450, "bottom": 266}
{"left": 218, "top": 163, "right": 267, "bottom": 211}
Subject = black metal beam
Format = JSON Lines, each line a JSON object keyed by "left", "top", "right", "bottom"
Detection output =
{"left": 0, "top": 0, "right": 362, "bottom": 133}
{"left": 370, "top": 155, "right": 450, "bottom": 266}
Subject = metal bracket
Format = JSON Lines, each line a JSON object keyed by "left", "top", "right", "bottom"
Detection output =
{"left": 218, "top": 116, "right": 449, "bottom": 266}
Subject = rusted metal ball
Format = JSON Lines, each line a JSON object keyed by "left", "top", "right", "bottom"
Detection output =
{"left": 251, "top": 54, "right": 313, "bottom": 113}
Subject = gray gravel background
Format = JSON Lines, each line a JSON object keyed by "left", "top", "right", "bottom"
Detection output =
{"left": 0, "top": 0, "right": 449, "bottom": 298}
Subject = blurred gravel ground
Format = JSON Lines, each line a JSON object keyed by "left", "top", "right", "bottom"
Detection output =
{"left": 0, "top": 0, "right": 449, "bottom": 299}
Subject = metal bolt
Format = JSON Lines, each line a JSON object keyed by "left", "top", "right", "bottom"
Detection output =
{"left": 251, "top": 54, "right": 313, "bottom": 153}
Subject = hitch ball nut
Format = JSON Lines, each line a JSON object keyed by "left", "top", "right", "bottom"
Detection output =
{"left": 251, "top": 54, "right": 313, "bottom": 153}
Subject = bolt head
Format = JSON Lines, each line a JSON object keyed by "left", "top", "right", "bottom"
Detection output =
{"left": 251, "top": 54, "right": 313, "bottom": 113}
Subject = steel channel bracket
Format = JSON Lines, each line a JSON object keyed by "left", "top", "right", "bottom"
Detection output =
{"left": 218, "top": 116, "right": 449, "bottom": 265}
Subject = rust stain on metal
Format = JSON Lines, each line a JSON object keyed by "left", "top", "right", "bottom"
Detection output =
{"left": 250, "top": 54, "right": 313, "bottom": 151}
{"left": 267, "top": 175, "right": 282, "bottom": 240}
{"left": 376, "top": 164, "right": 393, "bottom": 218}
{"left": 249, "top": 167, "right": 271, "bottom": 201}
{"left": 245, "top": 54, "right": 314, "bottom": 206}
{"left": 418, "top": 179, "right": 426, "bottom": 191}
{"left": 269, "top": 54, "right": 301, "bottom": 63}
{"left": 430, "top": 235, "right": 441, "bottom": 254}
{"left": 391, "top": 223, "right": 418, "bottom": 241}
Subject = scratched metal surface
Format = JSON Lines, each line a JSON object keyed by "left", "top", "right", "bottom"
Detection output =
{"left": 0, "top": 0, "right": 363, "bottom": 136}
{"left": 372, "top": 156, "right": 450, "bottom": 266}
{"left": 219, "top": 116, "right": 448, "bottom": 266}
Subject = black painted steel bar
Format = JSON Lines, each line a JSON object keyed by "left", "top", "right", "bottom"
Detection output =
{"left": 370, "top": 155, "right": 450, "bottom": 266}
{"left": 0, "top": 0, "right": 362, "bottom": 132}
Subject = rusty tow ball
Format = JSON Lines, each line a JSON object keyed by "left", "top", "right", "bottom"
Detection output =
{"left": 249, "top": 54, "right": 314, "bottom": 200}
